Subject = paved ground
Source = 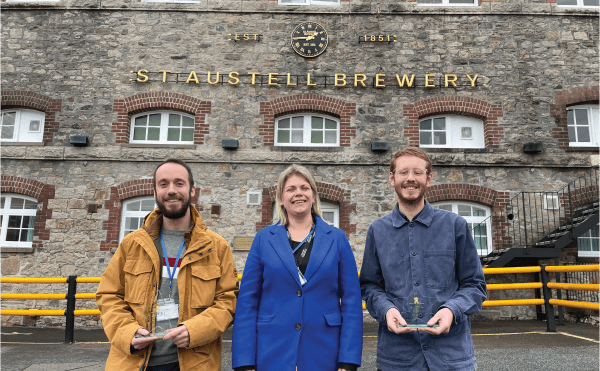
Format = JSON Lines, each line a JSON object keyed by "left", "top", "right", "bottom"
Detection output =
{"left": 1, "top": 320, "right": 598, "bottom": 371}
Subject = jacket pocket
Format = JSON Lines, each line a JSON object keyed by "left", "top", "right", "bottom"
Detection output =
{"left": 191, "top": 265, "right": 221, "bottom": 308}
{"left": 257, "top": 312, "right": 275, "bottom": 323}
{"left": 123, "top": 260, "right": 153, "bottom": 304}
{"left": 424, "top": 250, "right": 456, "bottom": 291}
{"left": 323, "top": 312, "right": 342, "bottom": 326}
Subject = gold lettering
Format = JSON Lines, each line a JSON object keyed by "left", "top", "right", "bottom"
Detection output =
{"left": 159, "top": 70, "right": 171, "bottom": 83}
{"left": 335, "top": 74, "right": 347, "bottom": 87}
{"left": 186, "top": 71, "right": 199, "bottom": 84}
{"left": 248, "top": 72, "right": 260, "bottom": 85}
{"left": 287, "top": 73, "right": 297, "bottom": 86}
{"left": 268, "top": 73, "right": 278, "bottom": 86}
{"left": 445, "top": 74, "right": 458, "bottom": 88}
{"left": 234, "top": 34, "right": 240, "bottom": 41}
{"left": 137, "top": 69, "right": 149, "bottom": 83}
{"left": 307, "top": 73, "right": 316, "bottom": 87}
{"left": 354, "top": 74, "right": 367, "bottom": 87}
{"left": 395, "top": 74, "right": 415, "bottom": 88}
{"left": 207, "top": 71, "right": 220, "bottom": 85}
{"left": 228, "top": 71, "right": 240, "bottom": 85}
{"left": 244, "top": 34, "right": 249, "bottom": 41}
{"left": 425, "top": 74, "right": 435, "bottom": 88}
{"left": 253, "top": 34, "right": 259, "bottom": 40}
{"left": 466, "top": 74, "right": 479, "bottom": 87}
{"left": 375, "top": 74, "right": 385, "bottom": 88}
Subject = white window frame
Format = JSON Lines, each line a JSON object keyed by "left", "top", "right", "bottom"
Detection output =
{"left": 120, "top": 197, "right": 157, "bottom": 242}
{"left": 578, "top": 223, "right": 599, "bottom": 257}
{"left": 130, "top": 111, "right": 195, "bottom": 145}
{"left": 141, "top": 0, "right": 199, "bottom": 3}
{"left": 556, "top": 0, "right": 599, "bottom": 8}
{"left": 419, "top": 115, "right": 485, "bottom": 149}
{"left": 432, "top": 201, "right": 492, "bottom": 256}
{"left": 279, "top": 0, "right": 340, "bottom": 5}
{"left": 271, "top": 201, "right": 339, "bottom": 228}
{"left": 544, "top": 194, "right": 560, "bottom": 210}
{"left": 567, "top": 104, "right": 599, "bottom": 147}
{"left": 275, "top": 113, "right": 340, "bottom": 147}
{"left": 1, "top": 194, "right": 38, "bottom": 249}
{"left": 417, "top": 0, "right": 478, "bottom": 6}
{"left": 1, "top": 109, "right": 46, "bottom": 143}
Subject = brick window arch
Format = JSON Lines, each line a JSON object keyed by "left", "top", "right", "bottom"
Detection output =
{"left": 256, "top": 182, "right": 356, "bottom": 238}
{"left": 111, "top": 93, "right": 211, "bottom": 144}
{"left": 1, "top": 91, "right": 61, "bottom": 143}
{"left": 551, "top": 86, "right": 599, "bottom": 149}
{"left": 0, "top": 176, "right": 55, "bottom": 250}
{"left": 259, "top": 95, "right": 356, "bottom": 147}
{"left": 427, "top": 184, "right": 509, "bottom": 212}
{"left": 403, "top": 97, "right": 504, "bottom": 148}
{"left": 100, "top": 179, "right": 201, "bottom": 251}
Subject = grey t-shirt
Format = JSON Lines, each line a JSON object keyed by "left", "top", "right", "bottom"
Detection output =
{"left": 148, "top": 228, "right": 186, "bottom": 366}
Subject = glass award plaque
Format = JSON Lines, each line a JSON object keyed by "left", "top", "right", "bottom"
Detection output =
{"left": 395, "top": 289, "right": 439, "bottom": 329}
{"left": 134, "top": 292, "right": 179, "bottom": 338}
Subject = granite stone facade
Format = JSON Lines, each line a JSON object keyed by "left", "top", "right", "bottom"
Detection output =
{"left": 1, "top": 0, "right": 598, "bottom": 327}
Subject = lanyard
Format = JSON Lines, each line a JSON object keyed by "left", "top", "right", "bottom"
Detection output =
{"left": 160, "top": 231, "right": 186, "bottom": 299}
{"left": 291, "top": 226, "right": 315, "bottom": 255}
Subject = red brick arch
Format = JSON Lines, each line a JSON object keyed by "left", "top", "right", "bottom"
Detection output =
{"left": 256, "top": 182, "right": 356, "bottom": 238}
{"left": 100, "top": 179, "right": 201, "bottom": 251}
{"left": 403, "top": 96, "right": 504, "bottom": 148}
{"left": 427, "top": 184, "right": 509, "bottom": 212}
{"left": 1, "top": 91, "right": 61, "bottom": 143}
{"left": 551, "top": 86, "right": 599, "bottom": 149}
{"left": 0, "top": 176, "right": 55, "bottom": 247}
{"left": 259, "top": 94, "right": 356, "bottom": 147}
{"left": 111, "top": 92, "right": 211, "bottom": 144}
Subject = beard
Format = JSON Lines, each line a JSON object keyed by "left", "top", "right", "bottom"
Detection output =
{"left": 394, "top": 182, "right": 427, "bottom": 206}
{"left": 156, "top": 192, "right": 192, "bottom": 220}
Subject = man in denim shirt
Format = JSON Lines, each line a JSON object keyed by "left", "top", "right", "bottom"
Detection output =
{"left": 360, "top": 147, "right": 486, "bottom": 371}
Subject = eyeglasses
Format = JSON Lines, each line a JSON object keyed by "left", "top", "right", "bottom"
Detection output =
{"left": 392, "top": 168, "right": 429, "bottom": 178}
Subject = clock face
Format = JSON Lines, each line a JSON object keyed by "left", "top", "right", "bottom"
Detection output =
{"left": 291, "top": 22, "right": 328, "bottom": 58}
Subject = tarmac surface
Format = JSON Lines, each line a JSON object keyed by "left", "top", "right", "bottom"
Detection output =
{"left": 1, "top": 320, "right": 598, "bottom": 371}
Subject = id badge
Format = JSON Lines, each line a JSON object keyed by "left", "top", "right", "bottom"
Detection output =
{"left": 297, "top": 267, "right": 307, "bottom": 286}
{"left": 156, "top": 298, "right": 179, "bottom": 322}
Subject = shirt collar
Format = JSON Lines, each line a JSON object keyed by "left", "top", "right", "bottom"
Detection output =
{"left": 391, "top": 200, "right": 434, "bottom": 228}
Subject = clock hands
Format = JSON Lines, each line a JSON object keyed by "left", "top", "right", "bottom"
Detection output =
{"left": 292, "top": 31, "right": 323, "bottom": 41}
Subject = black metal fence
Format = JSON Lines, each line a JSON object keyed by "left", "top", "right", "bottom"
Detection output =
{"left": 563, "top": 263, "right": 599, "bottom": 303}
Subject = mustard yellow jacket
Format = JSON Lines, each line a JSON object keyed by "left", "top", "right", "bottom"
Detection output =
{"left": 96, "top": 206, "right": 238, "bottom": 371}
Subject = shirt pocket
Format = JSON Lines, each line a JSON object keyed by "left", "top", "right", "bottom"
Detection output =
{"left": 123, "top": 260, "right": 153, "bottom": 304}
{"left": 323, "top": 312, "right": 342, "bottom": 326}
{"left": 191, "top": 265, "right": 221, "bottom": 308}
{"left": 424, "top": 250, "right": 456, "bottom": 291}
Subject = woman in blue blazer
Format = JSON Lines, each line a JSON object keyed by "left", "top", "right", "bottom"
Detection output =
{"left": 232, "top": 164, "right": 363, "bottom": 371}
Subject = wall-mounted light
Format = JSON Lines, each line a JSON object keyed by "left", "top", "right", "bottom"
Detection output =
{"left": 222, "top": 139, "right": 239, "bottom": 150}
{"left": 523, "top": 142, "right": 543, "bottom": 154}
{"left": 70, "top": 135, "right": 89, "bottom": 147}
{"left": 371, "top": 142, "right": 389, "bottom": 153}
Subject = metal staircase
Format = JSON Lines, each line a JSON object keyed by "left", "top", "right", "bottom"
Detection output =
{"left": 476, "top": 168, "right": 599, "bottom": 268}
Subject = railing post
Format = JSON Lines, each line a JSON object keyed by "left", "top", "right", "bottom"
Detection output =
{"left": 65, "top": 275, "right": 77, "bottom": 343}
{"left": 522, "top": 193, "right": 529, "bottom": 247}
{"left": 554, "top": 257, "right": 564, "bottom": 326}
{"left": 540, "top": 265, "right": 556, "bottom": 332}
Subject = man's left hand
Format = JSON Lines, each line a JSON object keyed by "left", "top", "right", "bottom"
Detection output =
{"left": 163, "top": 325, "right": 190, "bottom": 348}
{"left": 419, "top": 307, "right": 453, "bottom": 335}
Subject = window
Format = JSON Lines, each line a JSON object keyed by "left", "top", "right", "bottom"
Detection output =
{"left": 141, "top": 0, "right": 199, "bottom": 2}
{"left": 567, "top": 104, "right": 599, "bottom": 147}
{"left": 120, "top": 197, "right": 157, "bottom": 242}
{"left": 130, "top": 111, "right": 195, "bottom": 145}
{"left": 432, "top": 202, "right": 492, "bottom": 255}
{"left": 578, "top": 224, "right": 599, "bottom": 257}
{"left": 544, "top": 194, "right": 560, "bottom": 210}
{"left": 1, "top": 109, "right": 45, "bottom": 143}
{"left": 417, "top": 0, "right": 477, "bottom": 6}
{"left": 557, "top": 0, "right": 599, "bottom": 7}
{"left": 419, "top": 115, "right": 484, "bottom": 149}
{"left": 279, "top": 0, "right": 340, "bottom": 5}
{"left": 271, "top": 201, "right": 339, "bottom": 228}
{"left": 1, "top": 195, "right": 37, "bottom": 249}
{"left": 275, "top": 114, "right": 339, "bottom": 147}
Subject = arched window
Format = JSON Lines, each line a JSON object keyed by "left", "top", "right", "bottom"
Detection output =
{"left": 567, "top": 104, "right": 599, "bottom": 147}
{"left": 1, "top": 194, "right": 37, "bottom": 248}
{"left": 120, "top": 197, "right": 157, "bottom": 242}
{"left": 130, "top": 111, "right": 195, "bottom": 144}
{"left": 431, "top": 201, "right": 492, "bottom": 255}
{"left": 275, "top": 114, "right": 339, "bottom": 147}
{"left": 271, "top": 201, "right": 340, "bottom": 228}
{"left": 1, "top": 109, "right": 45, "bottom": 143}
{"left": 419, "top": 115, "right": 484, "bottom": 149}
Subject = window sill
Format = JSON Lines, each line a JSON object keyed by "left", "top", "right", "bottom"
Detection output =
{"left": 122, "top": 143, "right": 197, "bottom": 149}
{"left": 421, "top": 148, "right": 493, "bottom": 153}
{"left": 1, "top": 246, "right": 34, "bottom": 253}
{"left": 566, "top": 146, "right": 599, "bottom": 152}
{"left": 0, "top": 142, "right": 44, "bottom": 146}
{"left": 271, "top": 146, "right": 343, "bottom": 152}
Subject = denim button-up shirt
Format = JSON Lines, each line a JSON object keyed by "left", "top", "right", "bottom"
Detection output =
{"left": 360, "top": 202, "right": 486, "bottom": 371}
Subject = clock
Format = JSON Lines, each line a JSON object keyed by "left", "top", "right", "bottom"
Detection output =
{"left": 291, "top": 22, "right": 328, "bottom": 58}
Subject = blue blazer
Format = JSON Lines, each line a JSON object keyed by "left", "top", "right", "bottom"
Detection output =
{"left": 232, "top": 216, "right": 363, "bottom": 371}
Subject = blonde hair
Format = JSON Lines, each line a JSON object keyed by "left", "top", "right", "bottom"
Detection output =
{"left": 274, "top": 164, "right": 322, "bottom": 226}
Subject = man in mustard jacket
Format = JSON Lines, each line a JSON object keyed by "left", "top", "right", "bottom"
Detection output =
{"left": 96, "top": 159, "right": 238, "bottom": 371}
